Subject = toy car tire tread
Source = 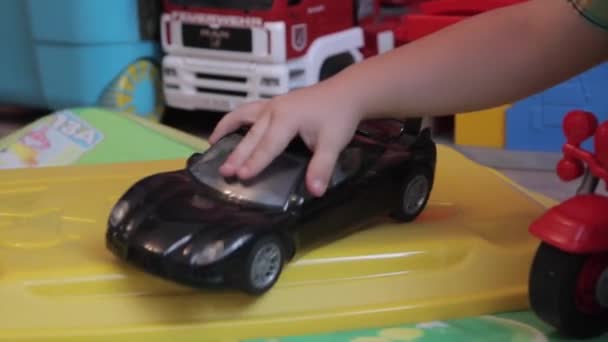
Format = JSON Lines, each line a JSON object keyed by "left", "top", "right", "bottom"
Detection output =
{"left": 392, "top": 164, "right": 433, "bottom": 222}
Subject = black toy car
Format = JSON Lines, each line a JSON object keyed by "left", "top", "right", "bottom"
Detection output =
{"left": 106, "top": 118, "right": 437, "bottom": 295}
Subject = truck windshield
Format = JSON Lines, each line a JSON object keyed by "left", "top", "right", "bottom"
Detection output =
{"left": 169, "top": 0, "right": 274, "bottom": 11}
{"left": 188, "top": 134, "right": 306, "bottom": 209}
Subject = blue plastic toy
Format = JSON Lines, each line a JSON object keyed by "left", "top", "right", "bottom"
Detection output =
{"left": 0, "top": 0, "right": 164, "bottom": 120}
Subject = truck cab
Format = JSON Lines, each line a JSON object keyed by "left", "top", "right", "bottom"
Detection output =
{"left": 161, "top": 0, "right": 380, "bottom": 112}
{"left": 163, "top": 0, "right": 359, "bottom": 61}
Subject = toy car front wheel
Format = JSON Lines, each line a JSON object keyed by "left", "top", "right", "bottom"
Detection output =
{"left": 529, "top": 242, "right": 608, "bottom": 338}
{"left": 393, "top": 164, "right": 433, "bottom": 222}
{"left": 239, "top": 235, "right": 285, "bottom": 295}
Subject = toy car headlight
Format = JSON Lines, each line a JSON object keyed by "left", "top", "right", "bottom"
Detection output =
{"left": 191, "top": 240, "right": 225, "bottom": 266}
{"left": 109, "top": 200, "right": 130, "bottom": 226}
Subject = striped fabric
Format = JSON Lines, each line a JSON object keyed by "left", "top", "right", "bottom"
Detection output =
{"left": 568, "top": 0, "right": 608, "bottom": 29}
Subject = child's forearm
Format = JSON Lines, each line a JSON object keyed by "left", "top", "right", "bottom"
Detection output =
{"left": 327, "top": 0, "right": 608, "bottom": 119}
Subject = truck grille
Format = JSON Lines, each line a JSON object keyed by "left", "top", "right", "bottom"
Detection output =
{"left": 196, "top": 87, "right": 247, "bottom": 97}
{"left": 195, "top": 73, "right": 247, "bottom": 83}
{"left": 182, "top": 24, "right": 252, "bottom": 52}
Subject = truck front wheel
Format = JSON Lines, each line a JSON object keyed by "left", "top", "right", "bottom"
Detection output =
{"left": 319, "top": 52, "right": 356, "bottom": 81}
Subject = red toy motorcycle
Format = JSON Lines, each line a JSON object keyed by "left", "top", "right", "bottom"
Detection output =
{"left": 529, "top": 110, "right": 608, "bottom": 338}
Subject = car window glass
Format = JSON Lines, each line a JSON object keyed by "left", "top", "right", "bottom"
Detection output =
{"left": 330, "top": 147, "right": 363, "bottom": 187}
{"left": 200, "top": 134, "right": 239, "bottom": 163}
{"left": 189, "top": 134, "right": 306, "bottom": 208}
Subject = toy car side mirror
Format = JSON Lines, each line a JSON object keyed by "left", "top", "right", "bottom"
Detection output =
{"left": 186, "top": 153, "right": 204, "bottom": 168}
{"left": 286, "top": 194, "right": 304, "bottom": 210}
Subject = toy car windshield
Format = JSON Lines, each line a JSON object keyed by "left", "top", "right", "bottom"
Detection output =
{"left": 187, "top": 134, "right": 307, "bottom": 209}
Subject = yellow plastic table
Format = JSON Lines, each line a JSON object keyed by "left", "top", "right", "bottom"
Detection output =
{"left": 0, "top": 145, "right": 550, "bottom": 341}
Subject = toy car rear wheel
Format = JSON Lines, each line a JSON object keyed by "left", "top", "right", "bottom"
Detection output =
{"left": 529, "top": 242, "right": 608, "bottom": 338}
{"left": 392, "top": 164, "right": 433, "bottom": 222}
{"left": 239, "top": 235, "right": 285, "bottom": 295}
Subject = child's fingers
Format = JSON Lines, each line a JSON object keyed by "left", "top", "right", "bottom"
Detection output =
{"left": 237, "top": 118, "right": 298, "bottom": 180}
{"left": 306, "top": 138, "right": 343, "bottom": 197}
{"left": 219, "top": 113, "right": 271, "bottom": 176}
{"left": 209, "top": 101, "right": 266, "bottom": 144}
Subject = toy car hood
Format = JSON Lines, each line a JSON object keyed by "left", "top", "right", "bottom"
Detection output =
{"left": 107, "top": 170, "right": 285, "bottom": 262}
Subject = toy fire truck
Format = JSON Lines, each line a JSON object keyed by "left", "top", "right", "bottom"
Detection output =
{"left": 159, "top": 0, "right": 524, "bottom": 113}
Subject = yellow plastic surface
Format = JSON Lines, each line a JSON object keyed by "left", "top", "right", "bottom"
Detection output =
{"left": 0, "top": 145, "right": 550, "bottom": 341}
{"left": 455, "top": 105, "right": 509, "bottom": 148}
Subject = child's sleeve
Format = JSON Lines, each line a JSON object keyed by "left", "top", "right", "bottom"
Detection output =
{"left": 568, "top": 0, "right": 608, "bottom": 30}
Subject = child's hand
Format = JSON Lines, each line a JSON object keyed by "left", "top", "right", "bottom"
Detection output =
{"left": 209, "top": 82, "right": 363, "bottom": 197}
{"left": 208, "top": 0, "right": 608, "bottom": 199}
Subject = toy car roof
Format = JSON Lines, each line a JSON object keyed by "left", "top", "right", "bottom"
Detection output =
{"left": 224, "top": 118, "right": 422, "bottom": 161}
{"left": 278, "top": 119, "right": 419, "bottom": 158}
{"left": 355, "top": 118, "right": 422, "bottom": 143}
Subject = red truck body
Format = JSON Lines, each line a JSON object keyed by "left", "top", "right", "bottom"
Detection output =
{"left": 163, "top": 1, "right": 361, "bottom": 60}
{"left": 160, "top": 0, "right": 525, "bottom": 113}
